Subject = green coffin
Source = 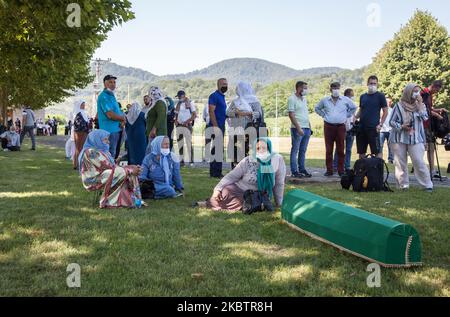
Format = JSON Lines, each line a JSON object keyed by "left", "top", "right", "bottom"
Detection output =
{"left": 282, "top": 189, "right": 422, "bottom": 268}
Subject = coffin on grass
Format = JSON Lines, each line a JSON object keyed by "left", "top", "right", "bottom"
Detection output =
{"left": 282, "top": 189, "right": 422, "bottom": 268}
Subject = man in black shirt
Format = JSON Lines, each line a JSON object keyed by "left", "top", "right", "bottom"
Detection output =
{"left": 356, "top": 75, "right": 388, "bottom": 159}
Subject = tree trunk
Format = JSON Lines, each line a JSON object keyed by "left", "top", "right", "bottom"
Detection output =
{"left": 0, "top": 87, "right": 8, "bottom": 126}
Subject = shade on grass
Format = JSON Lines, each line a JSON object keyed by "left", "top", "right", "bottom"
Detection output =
{"left": 0, "top": 138, "right": 449, "bottom": 296}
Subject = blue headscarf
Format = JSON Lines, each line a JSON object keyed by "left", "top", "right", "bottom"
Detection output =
{"left": 151, "top": 136, "right": 171, "bottom": 184}
{"left": 78, "top": 129, "right": 114, "bottom": 171}
{"left": 252, "top": 138, "right": 275, "bottom": 199}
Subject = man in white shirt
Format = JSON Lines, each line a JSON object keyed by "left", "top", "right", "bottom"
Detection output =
{"left": 175, "top": 90, "right": 197, "bottom": 166}
{"left": 380, "top": 97, "right": 394, "bottom": 163}
{"left": 315, "top": 82, "right": 357, "bottom": 176}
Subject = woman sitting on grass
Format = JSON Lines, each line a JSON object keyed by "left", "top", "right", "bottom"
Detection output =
{"left": 197, "top": 137, "right": 286, "bottom": 211}
{"left": 78, "top": 129, "right": 145, "bottom": 209}
{"left": 139, "top": 136, "right": 184, "bottom": 199}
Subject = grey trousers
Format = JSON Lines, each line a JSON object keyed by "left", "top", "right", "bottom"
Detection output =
{"left": 20, "top": 126, "right": 36, "bottom": 149}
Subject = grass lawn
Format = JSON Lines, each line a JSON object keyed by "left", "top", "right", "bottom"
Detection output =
{"left": 0, "top": 138, "right": 449, "bottom": 296}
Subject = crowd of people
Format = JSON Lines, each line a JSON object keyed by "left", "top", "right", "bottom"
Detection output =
{"left": 68, "top": 74, "right": 447, "bottom": 209}
{"left": 5, "top": 72, "right": 446, "bottom": 209}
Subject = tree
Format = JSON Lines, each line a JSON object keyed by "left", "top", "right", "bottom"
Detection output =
{"left": 0, "top": 1, "right": 135, "bottom": 124}
{"left": 366, "top": 11, "right": 450, "bottom": 107}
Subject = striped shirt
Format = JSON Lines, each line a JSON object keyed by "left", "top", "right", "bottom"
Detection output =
{"left": 389, "top": 103, "right": 428, "bottom": 145}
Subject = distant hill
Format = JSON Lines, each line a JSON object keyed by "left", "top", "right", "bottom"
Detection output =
{"left": 163, "top": 58, "right": 345, "bottom": 85}
{"left": 46, "top": 58, "right": 363, "bottom": 118}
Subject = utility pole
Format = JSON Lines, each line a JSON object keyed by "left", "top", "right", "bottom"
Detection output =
{"left": 91, "top": 58, "right": 111, "bottom": 117}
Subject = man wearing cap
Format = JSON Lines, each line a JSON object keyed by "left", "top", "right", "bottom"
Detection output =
{"left": 175, "top": 90, "right": 197, "bottom": 166}
{"left": 97, "top": 75, "right": 126, "bottom": 158}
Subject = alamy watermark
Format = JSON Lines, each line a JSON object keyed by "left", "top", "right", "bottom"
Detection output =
{"left": 66, "top": 263, "right": 81, "bottom": 288}
{"left": 66, "top": 3, "right": 81, "bottom": 28}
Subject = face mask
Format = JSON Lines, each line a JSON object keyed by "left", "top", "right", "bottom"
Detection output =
{"left": 256, "top": 152, "right": 270, "bottom": 161}
{"left": 412, "top": 92, "right": 420, "bottom": 99}
{"left": 302, "top": 89, "right": 308, "bottom": 96}
{"left": 161, "top": 148, "right": 170, "bottom": 156}
{"left": 220, "top": 87, "right": 228, "bottom": 94}
{"left": 332, "top": 90, "right": 340, "bottom": 98}
{"left": 368, "top": 85, "right": 378, "bottom": 94}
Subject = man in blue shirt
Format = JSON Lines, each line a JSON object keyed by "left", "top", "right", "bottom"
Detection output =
{"left": 356, "top": 75, "right": 388, "bottom": 159}
{"left": 207, "top": 78, "right": 228, "bottom": 178}
{"left": 97, "top": 75, "right": 126, "bottom": 158}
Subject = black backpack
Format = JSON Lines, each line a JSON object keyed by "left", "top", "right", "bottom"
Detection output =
{"left": 431, "top": 112, "right": 450, "bottom": 139}
{"left": 342, "top": 155, "right": 392, "bottom": 192}
{"left": 242, "top": 190, "right": 274, "bottom": 215}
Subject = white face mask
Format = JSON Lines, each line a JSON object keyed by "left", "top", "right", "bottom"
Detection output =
{"left": 256, "top": 151, "right": 270, "bottom": 161}
{"left": 368, "top": 85, "right": 378, "bottom": 94}
{"left": 301, "top": 89, "right": 308, "bottom": 96}
{"left": 332, "top": 90, "right": 340, "bottom": 98}
{"left": 160, "top": 148, "right": 170, "bottom": 156}
{"left": 412, "top": 92, "right": 421, "bottom": 99}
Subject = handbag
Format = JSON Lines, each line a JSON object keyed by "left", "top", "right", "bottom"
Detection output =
{"left": 242, "top": 190, "right": 274, "bottom": 215}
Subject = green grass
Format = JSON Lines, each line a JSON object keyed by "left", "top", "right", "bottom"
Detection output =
{"left": 0, "top": 138, "right": 449, "bottom": 296}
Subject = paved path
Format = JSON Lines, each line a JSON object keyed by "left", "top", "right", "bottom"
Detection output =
{"left": 39, "top": 136, "right": 449, "bottom": 188}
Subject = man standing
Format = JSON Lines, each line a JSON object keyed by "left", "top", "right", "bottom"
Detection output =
{"left": 208, "top": 78, "right": 228, "bottom": 178}
{"left": 356, "top": 75, "right": 388, "bottom": 159}
{"left": 421, "top": 80, "right": 448, "bottom": 178}
{"left": 165, "top": 95, "right": 176, "bottom": 151}
{"left": 333, "top": 88, "right": 357, "bottom": 172}
{"left": 379, "top": 97, "right": 394, "bottom": 164}
{"left": 20, "top": 105, "right": 36, "bottom": 150}
{"left": 175, "top": 90, "right": 196, "bottom": 166}
{"left": 97, "top": 75, "right": 126, "bottom": 158}
{"left": 288, "top": 81, "right": 312, "bottom": 178}
{"left": 315, "top": 82, "right": 357, "bottom": 176}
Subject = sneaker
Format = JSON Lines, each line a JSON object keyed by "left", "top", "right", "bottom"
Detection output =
{"left": 324, "top": 171, "right": 334, "bottom": 177}
{"left": 300, "top": 171, "right": 312, "bottom": 178}
{"left": 432, "top": 174, "right": 441, "bottom": 179}
{"left": 291, "top": 172, "right": 304, "bottom": 179}
{"left": 425, "top": 188, "right": 433, "bottom": 193}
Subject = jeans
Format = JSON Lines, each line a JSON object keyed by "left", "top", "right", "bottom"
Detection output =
{"left": 290, "top": 128, "right": 311, "bottom": 174}
{"left": 108, "top": 132, "right": 121, "bottom": 158}
{"left": 207, "top": 124, "right": 225, "bottom": 177}
{"left": 380, "top": 132, "right": 394, "bottom": 161}
{"left": 20, "top": 126, "right": 36, "bottom": 149}
{"left": 333, "top": 132, "right": 354, "bottom": 171}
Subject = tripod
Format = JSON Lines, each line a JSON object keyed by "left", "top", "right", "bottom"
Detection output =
{"left": 426, "top": 103, "right": 447, "bottom": 182}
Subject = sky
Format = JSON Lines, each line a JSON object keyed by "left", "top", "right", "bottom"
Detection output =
{"left": 93, "top": 0, "right": 450, "bottom": 76}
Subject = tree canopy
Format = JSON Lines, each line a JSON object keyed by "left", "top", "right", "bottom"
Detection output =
{"left": 366, "top": 10, "right": 450, "bottom": 107}
{"left": 0, "top": 0, "right": 134, "bottom": 124}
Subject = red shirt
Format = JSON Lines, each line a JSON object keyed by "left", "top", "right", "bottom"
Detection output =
{"left": 421, "top": 87, "right": 433, "bottom": 129}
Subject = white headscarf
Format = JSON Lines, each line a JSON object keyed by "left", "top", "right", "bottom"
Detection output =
{"left": 233, "top": 81, "right": 258, "bottom": 112}
{"left": 73, "top": 100, "right": 89, "bottom": 123}
{"left": 126, "top": 102, "right": 142, "bottom": 126}
{"left": 146, "top": 86, "right": 165, "bottom": 111}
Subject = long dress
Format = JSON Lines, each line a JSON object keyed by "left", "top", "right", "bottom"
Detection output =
{"left": 80, "top": 148, "right": 142, "bottom": 208}
{"left": 125, "top": 112, "right": 147, "bottom": 165}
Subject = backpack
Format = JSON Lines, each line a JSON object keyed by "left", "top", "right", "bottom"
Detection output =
{"left": 342, "top": 155, "right": 392, "bottom": 192}
{"left": 242, "top": 190, "right": 274, "bottom": 215}
{"left": 431, "top": 112, "right": 450, "bottom": 139}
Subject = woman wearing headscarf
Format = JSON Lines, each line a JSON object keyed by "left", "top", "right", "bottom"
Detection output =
{"left": 197, "top": 138, "right": 286, "bottom": 212}
{"left": 389, "top": 83, "right": 433, "bottom": 192}
{"left": 125, "top": 102, "right": 147, "bottom": 165}
{"left": 72, "top": 100, "right": 90, "bottom": 169}
{"left": 145, "top": 87, "right": 168, "bottom": 154}
{"left": 79, "top": 129, "right": 145, "bottom": 208}
{"left": 139, "top": 136, "right": 184, "bottom": 199}
{"left": 226, "top": 82, "right": 265, "bottom": 168}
